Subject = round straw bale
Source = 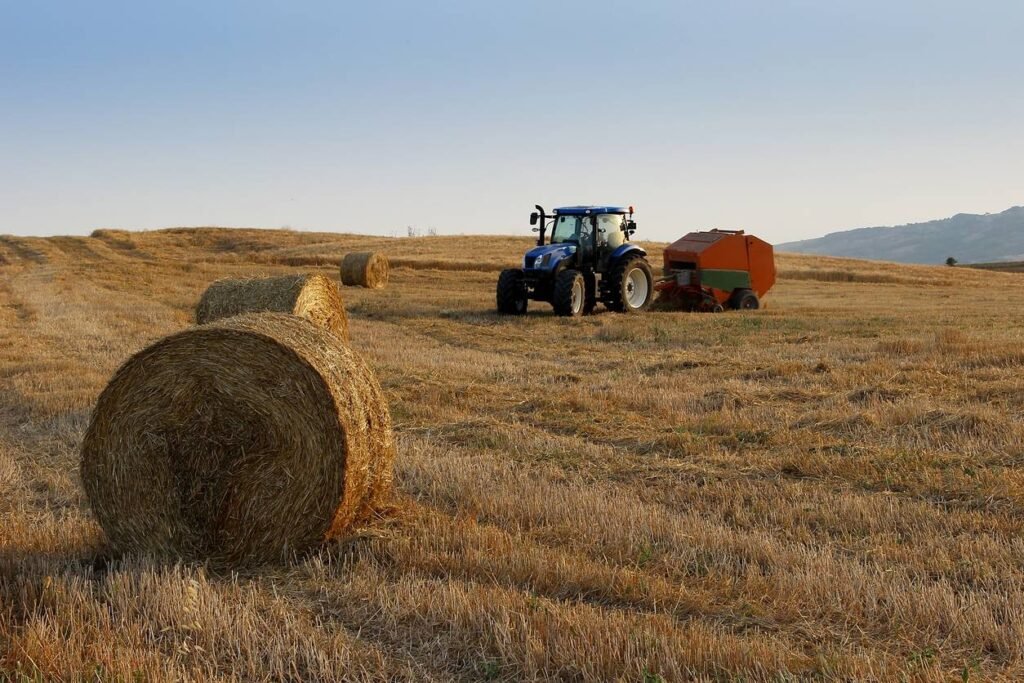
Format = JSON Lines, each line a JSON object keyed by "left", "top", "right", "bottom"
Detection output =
{"left": 80, "top": 313, "right": 395, "bottom": 566}
{"left": 340, "top": 252, "right": 389, "bottom": 288}
{"left": 195, "top": 274, "right": 349, "bottom": 342}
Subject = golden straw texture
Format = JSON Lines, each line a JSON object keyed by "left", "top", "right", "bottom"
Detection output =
{"left": 340, "top": 252, "right": 389, "bottom": 288}
{"left": 80, "top": 313, "right": 395, "bottom": 566}
{"left": 195, "top": 274, "right": 349, "bottom": 342}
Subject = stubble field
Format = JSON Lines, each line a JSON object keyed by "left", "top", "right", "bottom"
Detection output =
{"left": 1, "top": 227, "right": 1023, "bottom": 681}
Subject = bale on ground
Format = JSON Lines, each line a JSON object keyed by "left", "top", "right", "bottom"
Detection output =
{"left": 340, "top": 252, "right": 389, "bottom": 288}
{"left": 80, "top": 313, "right": 396, "bottom": 566}
{"left": 195, "top": 274, "right": 349, "bottom": 342}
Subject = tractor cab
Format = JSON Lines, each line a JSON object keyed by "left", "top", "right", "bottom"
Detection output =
{"left": 525, "top": 206, "right": 639, "bottom": 274}
{"left": 497, "top": 204, "right": 654, "bottom": 317}
{"left": 534, "top": 206, "right": 635, "bottom": 256}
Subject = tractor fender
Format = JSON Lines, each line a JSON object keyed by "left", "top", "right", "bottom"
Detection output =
{"left": 609, "top": 244, "right": 647, "bottom": 263}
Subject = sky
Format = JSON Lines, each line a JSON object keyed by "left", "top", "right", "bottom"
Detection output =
{"left": 2, "top": 1, "right": 1023, "bottom": 244}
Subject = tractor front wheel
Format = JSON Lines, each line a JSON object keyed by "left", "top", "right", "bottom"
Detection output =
{"left": 496, "top": 269, "right": 528, "bottom": 315}
{"left": 552, "top": 269, "right": 585, "bottom": 317}
{"left": 605, "top": 256, "right": 654, "bottom": 313}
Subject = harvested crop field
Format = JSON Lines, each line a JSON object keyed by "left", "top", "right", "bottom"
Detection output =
{"left": 1, "top": 228, "right": 1023, "bottom": 681}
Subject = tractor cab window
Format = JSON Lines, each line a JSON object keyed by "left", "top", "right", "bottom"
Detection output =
{"left": 596, "top": 214, "right": 625, "bottom": 249}
{"left": 550, "top": 215, "right": 586, "bottom": 244}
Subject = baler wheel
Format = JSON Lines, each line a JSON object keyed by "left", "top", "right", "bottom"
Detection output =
{"left": 731, "top": 289, "right": 760, "bottom": 310}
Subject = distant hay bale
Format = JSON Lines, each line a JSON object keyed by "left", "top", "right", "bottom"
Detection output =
{"left": 80, "top": 313, "right": 396, "bottom": 566}
{"left": 90, "top": 228, "right": 132, "bottom": 240}
{"left": 340, "top": 252, "right": 389, "bottom": 288}
{"left": 196, "top": 274, "right": 349, "bottom": 342}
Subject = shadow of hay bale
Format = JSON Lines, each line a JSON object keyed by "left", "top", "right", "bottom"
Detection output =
{"left": 80, "top": 313, "right": 395, "bottom": 567}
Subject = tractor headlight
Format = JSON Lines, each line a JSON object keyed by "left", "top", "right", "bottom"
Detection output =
{"left": 535, "top": 254, "right": 549, "bottom": 268}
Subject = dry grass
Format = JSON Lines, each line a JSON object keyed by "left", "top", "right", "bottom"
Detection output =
{"left": 1, "top": 228, "right": 1024, "bottom": 681}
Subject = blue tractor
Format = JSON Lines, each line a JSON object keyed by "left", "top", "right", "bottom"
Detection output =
{"left": 497, "top": 205, "right": 654, "bottom": 316}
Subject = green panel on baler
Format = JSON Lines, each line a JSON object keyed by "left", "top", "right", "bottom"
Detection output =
{"left": 699, "top": 269, "right": 751, "bottom": 291}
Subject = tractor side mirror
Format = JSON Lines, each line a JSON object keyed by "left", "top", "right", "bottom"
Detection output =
{"left": 626, "top": 220, "right": 637, "bottom": 234}
{"left": 530, "top": 212, "right": 539, "bottom": 226}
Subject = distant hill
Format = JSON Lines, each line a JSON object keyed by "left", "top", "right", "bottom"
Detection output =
{"left": 778, "top": 206, "right": 1024, "bottom": 265}
{"left": 964, "top": 260, "right": 1024, "bottom": 274}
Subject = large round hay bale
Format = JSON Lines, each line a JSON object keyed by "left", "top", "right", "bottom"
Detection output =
{"left": 340, "top": 252, "right": 389, "bottom": 288}
{"left": 195, "top": 274, "right": 349, "bottom": 342}
{"left": 80, "top": 313, "right": 396, "bottom": 566}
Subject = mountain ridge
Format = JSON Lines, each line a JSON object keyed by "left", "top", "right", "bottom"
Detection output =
{"left": 778, "top": 205, "right": 1024, "bottom": 264}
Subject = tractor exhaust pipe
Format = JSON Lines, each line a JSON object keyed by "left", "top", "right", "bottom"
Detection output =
{"left": 531, "top": 205, "right": 547, "bottom": 246}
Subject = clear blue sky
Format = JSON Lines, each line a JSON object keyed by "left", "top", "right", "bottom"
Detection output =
{"left": 2, "top": 1, "right": 1022, "bottom": 243}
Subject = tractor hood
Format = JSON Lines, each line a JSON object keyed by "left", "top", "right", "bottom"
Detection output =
{"left": 524, "top": 243, "right": 576, "bottom": 270}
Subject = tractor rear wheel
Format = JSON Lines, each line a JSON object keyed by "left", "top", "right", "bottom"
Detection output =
{"left": 605, "top": 256, "right": 654, "bottom": 313}
{"left": 496, "top": 269, "right": 528, "bottom": 315}
{"left": 730, "top": 289, "right": 760, "bottom": 310}
{"left": 552, "top": 269, "right": 585, "bottom": 317}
